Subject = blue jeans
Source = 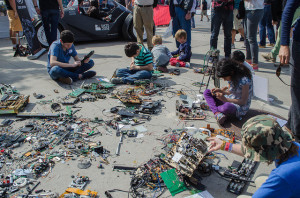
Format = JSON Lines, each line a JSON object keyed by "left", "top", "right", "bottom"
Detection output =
{"left": 210, "top": 9, "right": 233, "bottom": 58}
{"left": 191, "top": 16, "right": 195, "bottom": 28}
{"left": 244, "top": 9, "right": 264, "bottom": 64}
{"left": 259, "top": 4, "right": 275, "bottom": 46}
{"left": 172, "top": 7, "right": 191, "bottom": 47}
{"left": 287, "top": 40, "right": 300, "bottom": 138}
{"left": 48, "top": 60, "right": 94, "bottom": 81}
{"left": 116, "top": 68, "right": 152, "bottom": 84}
{"left": 41, "top": 9, "right": 60, "bottom": 46}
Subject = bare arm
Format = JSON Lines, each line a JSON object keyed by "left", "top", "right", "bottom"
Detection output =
{"left": 225, "top": 84, "right": 249, "bottom": 106}
{"left": 50, "top": 55, "right": 78, "bottom": 68}
{"left": 9, "top": 0, "right": 18, "bottom": 17}
{"left": 207, "top": 137, "right": 244, "bottom": 157}
{"left": 32, "top": 0, "right": 40, "bottom": 14}
{"left": 131, "top": 63, "right": 153, "bottom": 71}
{"left": 57, "top": 0, "right": 64, "bottom": 18}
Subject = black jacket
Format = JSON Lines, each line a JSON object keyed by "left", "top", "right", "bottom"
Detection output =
{"left": 271, "top": 0, "right": 286, "bottom": 22}
{"left": 169, "top": 0, "right": 194, "bottom": 17}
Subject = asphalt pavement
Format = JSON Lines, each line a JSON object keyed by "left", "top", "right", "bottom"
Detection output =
{"left": 0, "top": 14, "right": 291, "bottom": 198}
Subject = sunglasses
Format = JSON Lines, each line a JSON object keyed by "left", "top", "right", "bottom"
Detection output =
{"left": 275, "top": 63, "right": 293, "bottom": 87}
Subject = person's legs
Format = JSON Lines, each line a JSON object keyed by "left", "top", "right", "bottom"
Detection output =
{"left": 244, "top": 16, "right": 251, "bottom": 62}
{"left": 74, "top": 59, "right": 95, "bottom": 74}
{"left": 203, "top": 89, "right": 225, "bottom": 114}
{"left": 222, "top": 10, "right": 233, "bottom": 58}
{"left": 176, "top": 7, "right": 191, "bottom": 46}
{"left": 122, "top": 70, "right": 152, "bottom": 84}
{"left": 116, "top": 68, "right": 134, "bottom": 78}
{"left": 191, "top": 16, "right": 195, "bottom": 28}
{"left": 172, "top": 9, "right": 181, "bottom": 48}
{"left": 232, "top": 29, "right": 236, "bottom": 44}
{"left": 216, "top": 102, "right": 237, "bottom": 116}
{"left": 210, "top": 9, "right": 222, "bottom": 50}
{"left": 259, "top": 6, "right": 267, "bottom": 46}
{"left": 49, "top": 9, "right": 60, "bottom": 45}
{"left": 48, "top": 66, "right": 80, "bottom": 80}
{"left": 289, "top": 40, "right": 300, "bottom": 138}
{"left": 133, "top": 6, "right": 144, "bottom": 45}
{"left": 265, "top": 5, "right": 275, "bottom": 44}
{"left": 141, "top": 7, "right": 154, "bottom": 49}
{"left": 246, "top": 9, "right": 263, "bottom": 65}
{"left": 41, "top": 9, "right": 52, "bottom": 46}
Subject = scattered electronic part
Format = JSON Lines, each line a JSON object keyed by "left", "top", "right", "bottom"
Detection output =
{"left": 0, "top": 84, "right": 29, "bottom": 115}
{"left": 69, "top": 176, "right": 89, "bottom": 190}
{"left": 164, "top": 132, "right": 208, "bottom": 177}
{"left": 137, "top": 100, "right": 162, "bottom": 114}
{"left": 115, "top": 89, "right": 142, "bottom": 104}
{"left": 226, "top": 158, "right": 257, "bottom": 195}
{"left": 176, "top": 96, "right": 206, "bottom": 120}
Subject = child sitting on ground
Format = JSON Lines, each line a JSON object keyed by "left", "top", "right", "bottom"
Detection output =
{"left": 231, "top": 50, "right": 255, "bottom": 76}
{"left": 110, "top": 42, "right": 153, "bottom": 84}
{"left": 151, "top": 35, "right": 172, "bottom": 73}
{"left": 170, "top": 29, "right": 192, "bottom": 67}
{"left": 203, "top": 58, "right": 253, "bottom": 125}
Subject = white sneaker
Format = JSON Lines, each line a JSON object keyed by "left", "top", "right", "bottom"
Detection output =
{"left": 231, "top": 44, "right": 235, "bottom": 49}
{"left": 185, "top": 62, "right": 190, "bottom": 68}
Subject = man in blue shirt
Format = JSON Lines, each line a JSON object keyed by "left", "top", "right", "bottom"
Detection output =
{"left": 208, "top": 115, "right": 300, "bottom": 198}
{"left": 48, "top": 30, "right": 96, "bottom": 84}
{"left": 279, "top": 0, "right": 300, "bottom": 141}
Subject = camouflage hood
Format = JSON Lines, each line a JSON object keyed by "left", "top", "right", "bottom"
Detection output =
{"left": 241, "top": 115, "right": 293, "bottom": 162}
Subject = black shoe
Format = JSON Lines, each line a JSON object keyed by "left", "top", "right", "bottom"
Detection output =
{"left": 240, "top": 37, "right": 244, "bottom": 41}
{"left": 111, "top": 77, "right": 124, "bottom": 84}
{"left": 57, "top": 77, "right": 73, "bottom": 85}
{"left": 82, "top": 71, "right": 96, "bottom": 79}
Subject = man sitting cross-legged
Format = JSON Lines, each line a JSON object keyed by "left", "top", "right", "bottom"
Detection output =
{"left": 47, "top": 30, "right": 96, "bottom": 85}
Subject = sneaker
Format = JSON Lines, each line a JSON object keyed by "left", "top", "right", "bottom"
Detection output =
{"left": 251, "top": 64, "right": 259, "bottom": 71}
{"left": 231, "top": 44, "right": 235, "bottom": 49}
{"left": 207, "top": 18, "right": 210, "bottom": 22}
{"left": 57, "top": 77, "right": 73, "bottom": 85}
{"left": 110, "top": 77, "right": 124, "bottom": 84}
{"left": 240, "top": 37, "right": 244, "bottom": 41}
{"left": 208, "top": 56, "right": 213, "bottom": 63}
{"left": 185, "top": 62, "right": 190, "bottom": 68}
{"left": 200, "top": 19, "right": 203, "bottom": 21}
{"left": 258, "top": 44, "right": 266, "bottom": 48}
{"left": 82, "top": 71, "right": 96, "bottom": 79}
{"left": 215, "top": 112, "right": 227, "bottom": 125}
{"left": 111, "top": 68, "right": 118, "bottom": 79}
{"left": 175, "top": 62, "right": 180, "bottom": 67}
{"left": 262, "top": 53, "right": 276, "bottom": 63}
{"left": 266, "top": 43, "right": 275, "bottom": 47}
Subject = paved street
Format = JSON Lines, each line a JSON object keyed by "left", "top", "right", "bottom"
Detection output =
{"left": 0, "top": 14, "right": 291, "bottom": 197}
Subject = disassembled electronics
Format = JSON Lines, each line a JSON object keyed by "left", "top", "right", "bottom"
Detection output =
{"left": 165, "top": 132, "right": 208, "bottom": 177}
{"left": 69, "top": 176, "right": 89, "bottom": 190}
{"left": 226, "top": 158, "right": 258, "bottom": 195}
{"left": 176, "top": 95, "right": 206, "bottom": 120}
{"left": 0, "top": 84, "right": 29, "bottom": 114}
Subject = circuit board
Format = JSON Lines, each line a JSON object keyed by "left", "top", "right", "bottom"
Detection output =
{"left": 165, "top": 132, "right": 208, "bottom": 177}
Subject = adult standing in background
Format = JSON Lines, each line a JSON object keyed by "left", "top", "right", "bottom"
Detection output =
{"left": 5, "top": 0, "right": 23, "bottom": 50}
{"left": 279, "top": 0, "right": 300, "bottom": 141}
{"left": 244, "top": 0, "right": 264, "bottom": 71}
{"left": 258, "top": 0, "right": 275, "bottom": 48}
{"left": 210, "top": 0, "right": 233, "bottom": 58}
{"left": 133, "top": 0, "right": 154, "bottom": 50}
{"left": 32, "top": 0, "right": 64, "bottom": 46}
{"left": 200, "top": 0, "right": 209, "bottom": 21}
{"left": 231, "top": 0, "right": 245, "bottom": 49}
{"left": 169, "top": 0, "right": 193, "bottom": 47}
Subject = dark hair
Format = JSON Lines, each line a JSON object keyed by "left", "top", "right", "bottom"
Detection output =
{"left": 277, "top": 143, "right": 299, "bottom": 165}
{"left": 217, "top": 58, "right": 252, "bottom": 88}
{"left": 124, "top": 42, "right": 140, "bottom": 57}
{"left": 60, "top": 30, "right": 75, "bottom": 43}
{"left": 231, "top": 50, "right": 245, "bottom": 63}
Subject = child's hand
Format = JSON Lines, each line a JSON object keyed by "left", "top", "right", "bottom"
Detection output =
{"left": 211, "top": 88, "right": 221, "bottom": 95}
{"left": 176, "top": 57, "right": 180, "bottom": 60}
{"left": 215, "top": 92, "right": 227, "bottom": 102}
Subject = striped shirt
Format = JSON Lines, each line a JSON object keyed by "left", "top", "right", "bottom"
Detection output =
{"left": 134, "top": 45, "right": 153, "bottom": 66}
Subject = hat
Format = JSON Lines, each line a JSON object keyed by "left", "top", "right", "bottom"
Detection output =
{"left": 241, "top": 115, "right": 293, "bottom": 162}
